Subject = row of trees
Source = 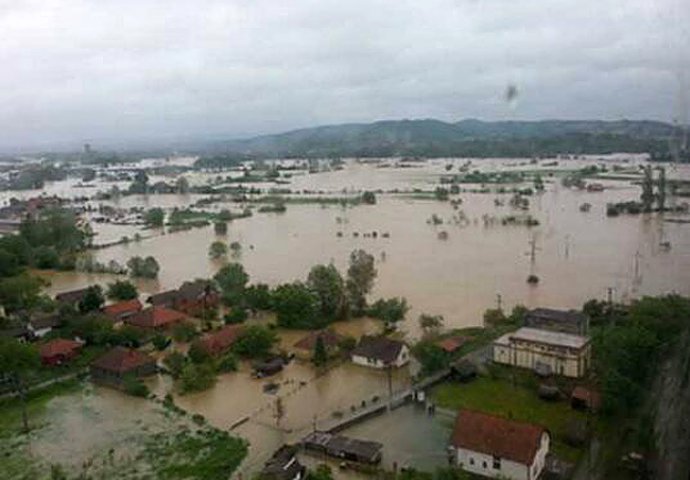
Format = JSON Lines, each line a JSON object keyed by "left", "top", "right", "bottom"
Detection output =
{"left": 210, "top": 249, "right": 404, "bottom": 330}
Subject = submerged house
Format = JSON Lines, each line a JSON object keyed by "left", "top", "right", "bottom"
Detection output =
{"left": 103, "top": 299, "right": 143, "bottom": 324}
{"left": 147, "top": 280, "right": 219, "bottom": 317}
{"left": 194, "top": 324, "right": 244, "bottom": 357}
{"left": 124, "top": 306, "right": 186, "bottom": 331}
{"left": 302, "top": 431, "right": 383, "bottom": 464}
{"left": 351, "top": 336, "right": 409, "bottom": 369}
{"left": 55, "top": 288, "right": 91, "bottom": 307}
{"left": 524, "top": 308, "right": 589, "bottom": 336}
{"left": 493, "top": 327, "right": 591, "bottom": 378}
{"left": 28, "top": 312, "right": 62, "bottom": 338}
{"left": 90, "top": 347, "right": 157, "bottom": 387}
{"left": 292, "top": 329, "right": 343, "bottom": 360}
{"left": 450, "top": 409, "right": 550, "bottom": 480}
{"left": 39, "top": 338, "right": 82, "bottom": 366}
{"left": 259, "top": 445, "right": 305, "bottom": 480}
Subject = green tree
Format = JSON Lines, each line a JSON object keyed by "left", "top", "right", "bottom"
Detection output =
{"left": 368, "top": 297, "right": 409, "bottom": 327}
{"left": 307, "top": 264, "right": 346, "bottom": 320}
{"left": 176, "top": 176, "right": 190, "bottom": 194}
{"left": 144, "top": 208, "right": 165, "bottom": 227}
{"left": 508, "top": 304, "right": 529, "bottom": 325}
{"left": 419, "top": 314, "right": 444, "bottom": 335}
{"left": 224, "top": 308, "right": 248, "bottom": 324}
{"left": 483, "top": 308, "right": 507, "bottom": 328}
{"left": 233, "top": 325, "right": 277, "bottom": 358}
{"left": 0, "top": 274, "right": 45, "bottom": 313}
{"left": 0, "top": 338, "right": 40, "bottom": 431}
{"left": 0, "top": 249, "right": 21, "bottom": 277}
{"left": 244, "top": 284, "right": 273, "bottom": 310}
{"left": 65, "top": 314, "right": 114, "bottom": 345}
{"left": 346, "top": 249, "right": 377, "bottom": 316}
{"left": 208, "top": 241, "right": 228, "bottom": 259}
{"left": 306, "top": 464, "right": 334, "bottom": 480}
{"left": 312, "top": 335, "right": 328, "bottom": 367}
{"left": 272, "top": 282, "right": 321, "bottom": 329}
{"left": 123, "top": 374, "right": 149, "bottom": 397}
{"left": 361, "top": 191, "right": 377, "bottom": 204}
{"left": 127, "top": 256, "right": 160, "bottom": 279}
{"left": 214, "top": 221, "right": 228, "bottom": 235}
{"left": 163, "top": 351, "right": 187, "bottom": 378}
{"left": 413, "top": 342, "right": 448, "bottom": 375}
{"left": 216, "top": 352, "right": 238, "bottom": 373}
{"left": 106, "top": 280, "right": 138, "bottom": 301}
{"left": 172, "top": 321, "right": 198, "bottom": 342}
{"left": 78, "top": 285, "right": 105, "bottom": 313}
{"left": 180, "top": 362, "right": 217, "bottom": 393}
{"left": 188, "top": 341, "right": 213, "bottom": 364}
{"left": 32, "top": 246, "right": 60, "bottom": 269}
{"left": 214, "top": 263, "right": 249, "bottom": 305}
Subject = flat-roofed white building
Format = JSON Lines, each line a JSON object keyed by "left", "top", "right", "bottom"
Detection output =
{"left": 493, "top": 327, "right": 591, "bottom": 378}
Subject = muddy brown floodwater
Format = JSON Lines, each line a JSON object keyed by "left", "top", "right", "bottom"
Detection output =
{"left": 21, "top": 157, "right": 690, "bottom": 476}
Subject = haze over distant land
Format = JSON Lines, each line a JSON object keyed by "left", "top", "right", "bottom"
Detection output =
{"left": 1, "top": 0, "right": 688, "bottom": 152}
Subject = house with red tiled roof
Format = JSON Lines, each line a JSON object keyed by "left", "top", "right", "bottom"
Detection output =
{"left": 194, "top": 324, "right": 244, "bottom": 357}
{"left": 124, "top": 306, "right": 186, "bottom": 331}
{"left": 450, "top": 409, "right": 550, "bottom": 480}
{"left": 103, "top": 299, "right": 143, "bottom": 324}
{"left": 39, "top": 339, "right": 82, "bottom": 366}
{"left": 90, "top": 347, "right": 157, "bottom": 387}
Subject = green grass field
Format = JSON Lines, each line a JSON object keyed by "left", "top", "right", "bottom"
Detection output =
{"left": 431, "top": 375, "right": 588, "bottom": 463}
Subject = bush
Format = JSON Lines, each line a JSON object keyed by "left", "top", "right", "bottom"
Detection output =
{"left": 152, "top": 334, "right": 171, "bottom": 351}
{"left": 123, "top": 375, "right": 149, "bottom": 397}
{"left": 216, "top": 352, "right": 238, "bottom": 373}
{"left": 233, "top": 325, "right": 277, "bottom": 359}
{"left": 172, "top": 321, "right": 198, "bottom": 342}
{"left": 128, "top": 256, "right": 160, "bottom": 279}
{"left": 180, "top": 362, "right": 217, "bottom": 393}
{"left": 224, "top": 308, "right": 248, "bottom": 324}
{"left": 163, "top": 351, "right": 187, "bottom": 378}
{"left": 106, "top": 280, "right": 138, "bottom": 301}
{"left": 188, "top": 342, "right": 212, "bottom": 364}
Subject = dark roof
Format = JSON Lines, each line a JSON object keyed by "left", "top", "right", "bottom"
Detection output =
{"left": 0, "top": 326, "right": 30, "bottom": 338}
{"left": 29, "top": 312, "right": 62, "bottom": 330}
{"left": 177, "top": 280, "right": 217, "bottom": 301}
{"left": 147, "top": 289, "right": 178, "bottom": 307}
{"left": 450, "top": 409, "right": 547, "bottom": 465}
{"left": 351, "top": 336, "right": 405, "bottom": 363}
{"left": 91, "top": 347, "right": 156, "bottom": 374}
{"left": 55, "top": 288, "right": 91, "bottom": 304}
{"left": 527, "top": 308, "right": 587, "bottom": 326}
{"left": 260, "top": 445, "right": 304, "bottom": 480}
{"left": 125, "top": 307, "right": 186, "bottom": 329}
{"left": 302, "top": 431, "right": 382, "bottom": 463}
{"left": 293, "top": 329, "right": 343, "bottom": 351}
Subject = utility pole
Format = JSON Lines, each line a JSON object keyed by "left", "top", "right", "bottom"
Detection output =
{"left": 564, "top": 234, "right": 570, "bottom": 259}
{"left": 496, "top": 294, "right": 502, "bottom": 311}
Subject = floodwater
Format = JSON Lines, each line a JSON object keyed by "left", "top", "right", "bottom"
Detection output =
{"left": 38, "top": 158, "right": 690, "bottom": 339}
{"left": 10, "top": 156, "right": 690, "bottom": 474}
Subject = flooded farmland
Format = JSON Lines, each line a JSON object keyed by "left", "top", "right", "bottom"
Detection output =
{"left": 33, "top": 158, "right": 690, "bottom": 339}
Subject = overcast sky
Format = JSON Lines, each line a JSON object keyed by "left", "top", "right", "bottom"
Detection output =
{"left": 1, "top": 0, "right": 688, "bottom": 151}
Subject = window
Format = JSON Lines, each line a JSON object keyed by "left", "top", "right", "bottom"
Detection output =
{"left": 493, "top": 456, "right": 501, "bottom": 469}
{"left": 482, "top": 461, "right": 487, "bottom": 469}
{"left": 469, "top": 458, "right": 474, "bottom": 466}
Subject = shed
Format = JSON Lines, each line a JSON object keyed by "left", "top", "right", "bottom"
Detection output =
{"left": 570, "top": 386, "right": 601, "bottom": 412}
{"left": 259, "top": 445, "right": 305, "bottom": 480}
{"left": 55, "top": 288, "right": 91, "bottom": 306}
{"left": 437, "top": 336, "right": 469, "bottom": 354}
{"left": 301, "top": 431, "right": 383, "bottom": 464}
{"left": 253, "top": 357, "right": 285, "bottom": 378}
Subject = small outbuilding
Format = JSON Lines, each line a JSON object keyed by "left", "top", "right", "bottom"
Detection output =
{"left": 28, "top": 312, "right": 62, "bottom": 338}
{"left": 437, "top": 336, "right": 469, "bottom": 354}
{"left": 570, "top": 386, "right": 601, "bottom": 412}
{"left": 302, "top": 431, "right": 383, "bottom": 464}
{"left": 259, "top": 445, "right": 305, "bottom": 480}
{"left": 253, "top": 357, "right": 285, "bottom": 378}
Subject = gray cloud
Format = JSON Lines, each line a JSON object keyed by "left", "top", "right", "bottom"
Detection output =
{"left": 0, "top": 0, "right": 688, "bottom": 151}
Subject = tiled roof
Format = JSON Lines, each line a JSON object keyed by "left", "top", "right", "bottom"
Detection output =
{"left": 436, "top": 336, "right": 468, "bottom": 353}
{"left": 103, "top": 299, "right": 143, "bottom": 318}
{"left": 55, "top": 288, "right": 91, "bottom": 304}
{"left": 125, "top": 306, "right": 186, "bottom": 328}
{"left": 147, "top": 290, "right": 178, "bottom": 306}
{"left": 91, "top": 347, "right": 155, "bottom": 373}
{"left": 196, "top": 324, "right": 244, "bottom": 356}
{"left": 39, "top": 338, "right": 82, "bottom": 358}
{"left": 450, "top": 409, "right": 546, "bottom": 465}
{"left": 293, "top": 330, "right": 343, "bottom": 351}
{"left": 351, "top": 336, "right": 405, "bottom": 363}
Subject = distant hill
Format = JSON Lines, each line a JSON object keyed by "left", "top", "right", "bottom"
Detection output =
{"left": 201, "top": 118, "right": 680, "bottom": 162}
